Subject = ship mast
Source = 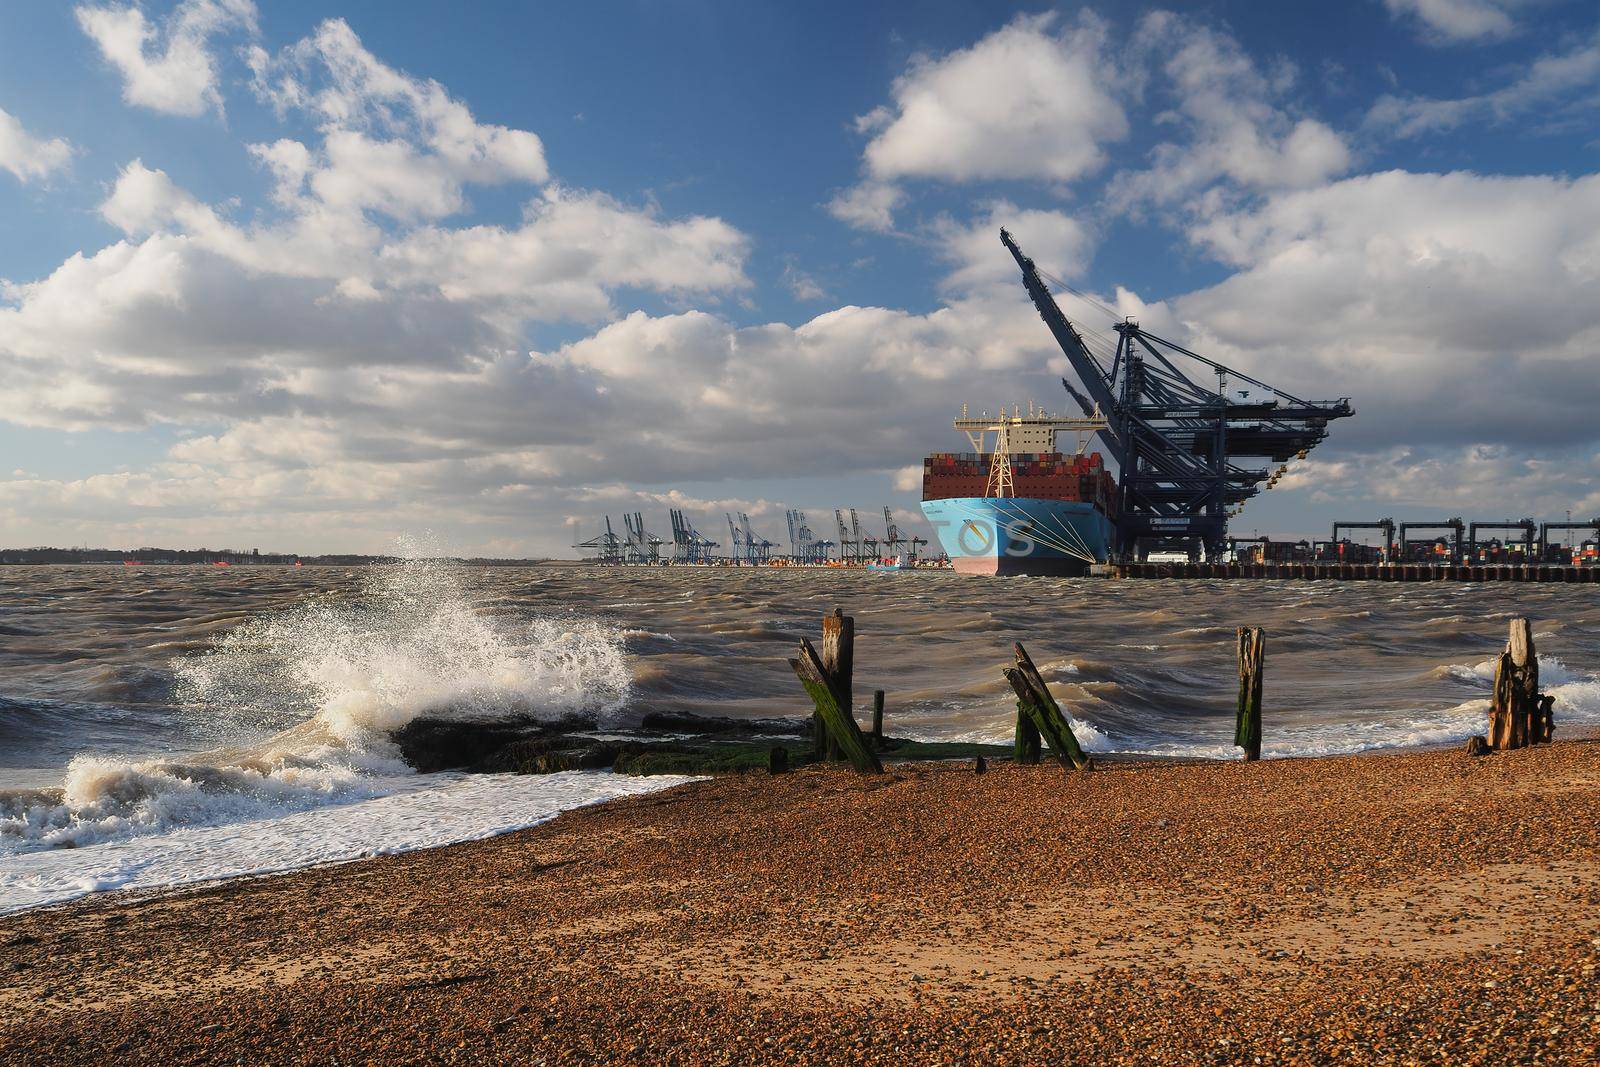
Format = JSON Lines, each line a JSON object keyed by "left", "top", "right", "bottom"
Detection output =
{"left": 954, "top": 405, "right": 1109, "bottom": 499}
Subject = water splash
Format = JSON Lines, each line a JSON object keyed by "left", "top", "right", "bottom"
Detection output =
{"left": 176, "top": 556, "right": 631, "bottom": 739}
{"left": 2, "top": 556, "right": 632, "bottom": 854}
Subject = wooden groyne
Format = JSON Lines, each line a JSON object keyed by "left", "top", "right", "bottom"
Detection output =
{"left": 1107, "top": 562, "right": 1599, "bottom": 583}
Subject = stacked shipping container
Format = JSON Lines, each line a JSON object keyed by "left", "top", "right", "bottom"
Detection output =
{"left": 922, "top": 452, "right": 1118, "bottom": 516}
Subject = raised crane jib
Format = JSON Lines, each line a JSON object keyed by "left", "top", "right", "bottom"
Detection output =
{"left": 999, "top": 228, "right": 1119, "bottom": 419}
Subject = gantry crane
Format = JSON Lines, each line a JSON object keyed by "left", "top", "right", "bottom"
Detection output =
{"left": 1331, "top": 519, "right": 1396, "bottom": 563}
{"left": 669, "top": 509, "right": 717, "bottom": 562}
{"left": 572, "top": 516, "right": 624, "bottom": 563}
{"left": 1468, "top": 519, "right": 1536, "bottom": 562}
{"left": 1002, "top": 228, "right": 1353, "bottom": 561}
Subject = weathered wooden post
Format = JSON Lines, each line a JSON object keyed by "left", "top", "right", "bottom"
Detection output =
{"left": 768, "top": 746, "right": 788, "bottom": 774}
{"left": 790, "top": 609, "right": 881, "bottom": 774}
{"left": 819, "top": 609, "right": 851, "bottom": 762}
{"left": 1014, "top": 701, "right": 1042, "bottom": 765}
{"left": 1235, "top": 627, "right": 1264, "bottom": 761}
{"left": 871, "top": 689, "right": 885, "bottom": 750}
{"left": 790, "top": 637, "right": 883, "bottom": 774}
{"left": 1489, "top": 618, "right": 1549, "bottom": 749}
{"left": 1003, "top": 643, "right": 1091, "bottom": 771}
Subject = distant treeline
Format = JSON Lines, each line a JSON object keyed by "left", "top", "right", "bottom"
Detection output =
{"left": 0, "top": 547, "right": 548, "bottom": 566}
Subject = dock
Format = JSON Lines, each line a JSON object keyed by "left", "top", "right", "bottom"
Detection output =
{"left": 1106, "top": 561, "right": 1600, "bottom": 583}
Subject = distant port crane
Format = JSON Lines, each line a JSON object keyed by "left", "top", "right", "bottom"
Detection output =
{"left": 622, "top": 512, "right": 663, "bottom": 564}
{"left": 571, "top": 516, "right": 624, "bottom": 564}
{"left": 740, "top": 513, "right": 776, "bottom": 563}
{"left": 1001, "top": 228, "right": 1353, "bottom": 562}
{"left": 1332, "top": 519, "right": 1396, "bottom": 563}
{"left": 835, "top": 510, "right": 854, "bottom": 564}
{"left": 669, "top": 509, "right": 717, "bottom": 563}
{"left": 882, "top": 507, "right": 904, "bottom": 559}
{"left": 1467, "top": 519, "right": 1536, "bottom": 561}
{"left": 1398, "top": 518, "right": 1466, "bottom": 563}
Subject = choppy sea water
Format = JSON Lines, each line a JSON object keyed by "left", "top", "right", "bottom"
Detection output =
{"left": 2, "top": 560, "right": 1597, "bottom": 913}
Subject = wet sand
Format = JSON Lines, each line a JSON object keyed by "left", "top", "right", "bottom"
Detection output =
{"left": 4, "top": 742, "right": 1600, "bottom": 1064}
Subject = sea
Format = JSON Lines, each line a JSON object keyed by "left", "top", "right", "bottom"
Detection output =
{"left": 3, "top": 558, "right": 1598, "bottom": 915}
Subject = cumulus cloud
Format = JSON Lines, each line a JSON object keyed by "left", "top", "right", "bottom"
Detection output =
{"left": 246, "top": 18, "right": 548, "bottom": 189}
{"left": 1176, "top": 169, "right": 1600, "bottom": 478}
{"left": 781, "top": 260, "right": 826, "bottom": 301}
{"left": 1276, "top": 444, "right": 1600, "bottom": 519}
{"left": 0, "top": 107, "right": 74, "bottom": 184}
{"left": 826, "top": 180, "right": 905, "bottom": 233}
{"left": 13, "top": 8, "right": 1600, "bottom": 554}
{"left": 856, "top": 12, "right": 1127, "bottom": 185}
{"left": 934, "top": 202, "right": 1094, "bottom": 299}
{"left": 1366, "top": 28, "right": 1600, "bottom": 136}
{"left": 0, "top": 292, "right": 1068, "bottom": 552}
{"left": 1381, "top": 0, "right": 1521, "bottom": 44}
{"left": 76, "top": 0, "right": 257, "bottom": 116}
{"left": 0, "top": 14, "right": 753, "bottom": 469}
{"left": 1109, "top": 12, "right": 1351, "bottom": 213}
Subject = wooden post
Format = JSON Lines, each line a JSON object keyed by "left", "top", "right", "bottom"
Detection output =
{"left": 1004, "top": 643, "right": 1091, "bottom": 771}
{"left": 1235, "top": 627, "right": 1264, "bottom": 761}
{"left": 768, "top": 746, "right": 788, "bottom": 774}
{"left": 1014, "top": 700, "right": 1042, "bottom": 765}
{"left": 871, "top": 689, "right": 885, "bottom": 749}
{"left": 1489, "top": 618, "right": 1547, "bottom": 749}
{"left": 790, "top": 638, "right": 883, "bottom": 774}
{"left": 820, "top": 609, "right": 852, "bottom": 762}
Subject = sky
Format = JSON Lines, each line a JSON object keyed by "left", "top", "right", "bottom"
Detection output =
{"left": 2, "top": 0, "right": 1599, "bottom": 557}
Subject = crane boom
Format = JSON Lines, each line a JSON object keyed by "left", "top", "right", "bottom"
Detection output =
{"left": 999, "top": 228, "right": 1120, "bottom": 423}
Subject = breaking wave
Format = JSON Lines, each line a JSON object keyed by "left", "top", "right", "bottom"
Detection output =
{"left": 1, "top": 556, "right": 632, "bottom": 854}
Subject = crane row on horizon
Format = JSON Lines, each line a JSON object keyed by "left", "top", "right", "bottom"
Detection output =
{"left": 570, "top": 508, "right": 929, "bottom": 567}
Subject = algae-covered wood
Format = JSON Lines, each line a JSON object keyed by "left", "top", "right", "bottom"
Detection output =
{"left": 1235, "top": 627, "right": 1264, "bottom": 761}
{"left": 1003, "top": 645, "right": 1090, "bottom": 771}
{"left": 791, "top": 638, "right": 883, "bottom": 774}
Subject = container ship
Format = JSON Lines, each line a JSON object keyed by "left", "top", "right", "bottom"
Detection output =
{"left": 920, "top": 404, "right": 1116, "bottom": 576}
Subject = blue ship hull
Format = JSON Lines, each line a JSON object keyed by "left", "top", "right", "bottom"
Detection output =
{"left": 920, "top": 497, "right": 1114, "bottom": 576}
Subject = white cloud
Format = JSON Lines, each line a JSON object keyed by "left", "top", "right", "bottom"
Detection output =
{"left": 379, "top": 186, "right": 751, "bottom": 319}
{"left": 233, "top": 22, "right": 550, "bottom": 231}
{"left": 781, "top": 260, "right": 826, "bottom": 301}
{"left": 856, "top": 12, "right": 1127, "bottom": 185}
{"left": 1381, "top": 0, "right": 1520, "bottom": 44}
{"left": 0, "top": 107, "right": 74, "bottom": 184}
{"left": 248, "top": 18, "right": 547, "bottom": 186}
{"left": 891, "top": 465, "right": 922, "bottom": 492}
{"left": 1366, "top": 29, "right": 1600, "bottom": 136}
{"left": 1276, "top": 445, "right": 1600, "bottom": 519}
{"left": 935, "top": 202, "right": 1094, "bottom": 299}
{"left": 1109, "top": 13, "right": 1351, "bottom": 213}
{"left": 826, "top": 180, "right": 905, "bottom": 233}
{"left": 1177, "top": 169, "right": 1600, "bottom": 481}
{"left": 13, "top": 10, "right": 1600, "bottom": 555}
{"left": 76, "top": 0, "right": 257, "bottom": 117}
{"left": 0, "top": 15, "right": 753, "bottom": 458}
{"left": 0, "top": 289, "right": 1070, "bottom": 552}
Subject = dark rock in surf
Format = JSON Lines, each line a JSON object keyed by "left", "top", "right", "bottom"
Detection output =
{"left": 389, "top": 711, "right": 1012, "bottom": 777}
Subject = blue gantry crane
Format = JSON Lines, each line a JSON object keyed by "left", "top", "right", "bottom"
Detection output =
{"left": 669, "top": 509, "right": 717, "bottom": 562}
{"left": 1001, "top": 228, "right": 1354, "bottom": 562}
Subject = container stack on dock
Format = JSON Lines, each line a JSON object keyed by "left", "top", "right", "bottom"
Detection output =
{"left": 1109, "top": 561, "right": 1599, "bottom": 583}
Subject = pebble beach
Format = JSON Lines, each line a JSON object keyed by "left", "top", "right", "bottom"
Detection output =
{"left": 4, "top": 740, "right": 1599, "bottom": 1064}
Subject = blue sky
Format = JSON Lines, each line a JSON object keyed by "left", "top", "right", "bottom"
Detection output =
{"left": 2, "top": 0, "right": 1599, "bottom": 555}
